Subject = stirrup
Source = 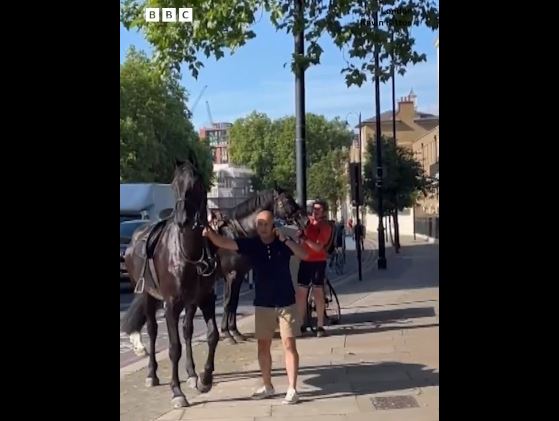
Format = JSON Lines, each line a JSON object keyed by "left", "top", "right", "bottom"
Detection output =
{"left": 134, "top": 277, "right": 145, "bottom": 294}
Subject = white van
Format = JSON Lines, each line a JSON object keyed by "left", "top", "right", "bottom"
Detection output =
{"left": 120, "top": 183, "right": 175, "bottom": 222}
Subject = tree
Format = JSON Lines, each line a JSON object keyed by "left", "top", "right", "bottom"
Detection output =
{"left": 362, "top": 136, "right": 429, "bottom": 216}
{"left": 228, "top": 111, "right": 275, "bottom": 191}
{"left": 228, "top": 112, "right": 353, "bottom": 193}
{"left": 120, "top": 1, "right": 439, "bottom": 86}
{"left": 308, "top": 148, "right": 349, "bottom": 218}
{"left": 120, "top": 48, "right": 213, "bottom": 187}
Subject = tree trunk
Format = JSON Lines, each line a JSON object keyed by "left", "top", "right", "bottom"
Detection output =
{"left": 393, "top": 209, "right": 401, "bottom": 253}
{"left": 387, "top": 214, "right": 394, "bottom": 246}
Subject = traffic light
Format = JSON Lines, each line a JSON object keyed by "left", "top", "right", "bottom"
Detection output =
{"left": 348, "top": 162, "right": 363, "bottom": 206}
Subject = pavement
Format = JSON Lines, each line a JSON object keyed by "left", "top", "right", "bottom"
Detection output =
{"left": 120, "top": 236, "right": 438, "bottom": 421}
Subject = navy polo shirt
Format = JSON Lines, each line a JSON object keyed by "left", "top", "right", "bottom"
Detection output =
{"left": 236, "top": 237, "right": 295, "bottom": 308}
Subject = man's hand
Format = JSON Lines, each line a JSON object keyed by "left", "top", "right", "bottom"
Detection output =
{"left": 276, "top": 228, "right": 286, "bottom": 242}
{"left": 203, "top": 227, "right": 239, "bottom": 251}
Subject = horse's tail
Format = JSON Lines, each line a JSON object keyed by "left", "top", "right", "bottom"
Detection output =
{"left": 120, "top": 294, "right": 148, "bottom": 335}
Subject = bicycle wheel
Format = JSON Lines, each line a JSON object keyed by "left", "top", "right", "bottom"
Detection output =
{"left": 335, "top": 250, "right": 344, "bottom": 274}
{"left": 305, "top": 286, "right": 317, "bottom": 333}
{"left": 324, "top": 279, "right": 341, "bottom": 325}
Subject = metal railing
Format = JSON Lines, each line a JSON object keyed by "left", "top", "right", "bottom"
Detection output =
{"left": 414, "top": 216, "right": 439, "bottom": 239}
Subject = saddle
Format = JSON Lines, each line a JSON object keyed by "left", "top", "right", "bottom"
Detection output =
{"left": 132, "top": 218, "right": 170, "bottom": 299}
{"left": 133, "top": 215, "right": 218, "bottom": 299}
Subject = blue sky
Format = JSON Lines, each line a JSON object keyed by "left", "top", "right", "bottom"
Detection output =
{"left": 120, "top": 12, "right": 438, "bottom": 131}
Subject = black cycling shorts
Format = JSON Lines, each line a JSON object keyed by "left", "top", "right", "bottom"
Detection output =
{"left": 297, "top": 260, "right": 326, "bottom": 287}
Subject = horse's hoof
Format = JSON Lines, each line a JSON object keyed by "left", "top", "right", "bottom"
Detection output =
{"left": 197, "top": 381, "right": 212, "bottom": 393}
{"left": 145, "top": 377, "right": 160, "bottom": 387}
{"left": 186, "top": 376, "right": 198, "bottom": 390}
{"left": 232, "top": 332, "right": 247, "bottom": 342}
{"left": 130, "top": 332, "right": 147, "bottom": 357}
{"left": 222, "top": 336, "right": 237, "bottom": 345}
{"left": 133, "top": 346, "right": 148, "bottom": 357}
{"left": 133, "top": 346, "right": 147, "bottom": 357}
{"left": 171, "top": 396, "right": 189, "bottom": 408}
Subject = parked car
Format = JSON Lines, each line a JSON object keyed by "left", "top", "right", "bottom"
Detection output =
{"left": 120, "top": 219, "right": 148, "bottom": 281}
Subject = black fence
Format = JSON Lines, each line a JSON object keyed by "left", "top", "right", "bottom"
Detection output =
{"left": 415, "top": 216, "right": 439, "bottom": 239}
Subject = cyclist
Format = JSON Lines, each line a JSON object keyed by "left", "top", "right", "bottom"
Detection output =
{"left": 296, "top": 199, "right": 332, "bottom": 338}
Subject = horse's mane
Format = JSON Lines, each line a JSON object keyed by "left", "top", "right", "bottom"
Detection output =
{"left": 230, "top": 190, "right": 275, "bottom": 220}
{"left": 171, "top": 160, "right": 197, "bottom": 196}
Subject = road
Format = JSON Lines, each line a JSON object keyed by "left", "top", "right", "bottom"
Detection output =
{"left": 119, "top": 236, "right": 375, "bottom": 368}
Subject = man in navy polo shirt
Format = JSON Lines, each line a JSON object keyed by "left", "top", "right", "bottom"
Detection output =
{"left": 203, "top": 210, "right": 308, "bottom": 404}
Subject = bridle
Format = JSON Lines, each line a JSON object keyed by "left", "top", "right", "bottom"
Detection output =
{"left": 174, "top": 196, "right": 217, "bottom": 277}
{"left": 177, "top": 231, "right": 217, "bottom": 277}
{"left": 273, "top": 191, "right": 307, "bottom": 229}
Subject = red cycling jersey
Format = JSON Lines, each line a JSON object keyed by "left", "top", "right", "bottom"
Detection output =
{"left": 302, "top": 217, "right": 332, "bottom": 262}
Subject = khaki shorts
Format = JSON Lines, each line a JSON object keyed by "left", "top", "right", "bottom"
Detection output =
{"left": 255, "top": 305, "right": 300, "bottom": 340}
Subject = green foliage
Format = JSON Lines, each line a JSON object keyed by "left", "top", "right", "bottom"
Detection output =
{"left": 120, "top": 48, "right": 213, "bottom": 188}
{"left": 308, "top": 148, "right": 349, "bottom": 217}
{"left": 362, "top": 136, "right": 430, "bottom": 214}
{"left": 120, "top": 0, "right": 439, "bottom": 85}
{"left": 228, "top": 111, "right": 353, "bottom": 196}
{"left": 229, "top": 111, "right": 275, "bottom": 190}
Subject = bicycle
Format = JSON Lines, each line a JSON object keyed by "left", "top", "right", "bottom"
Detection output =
{"left": 305, "top": 277, "right": 341, "bottom": 333}
{"left": 329, "top": 246, "right": 346, "bottom": 275}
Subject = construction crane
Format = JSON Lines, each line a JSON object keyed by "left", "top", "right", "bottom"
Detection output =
{"left": 190, "top": 85, "right": 207, "bottom": 114}
{"left": 205, "top": 100, "right": 214, "bottom": 127}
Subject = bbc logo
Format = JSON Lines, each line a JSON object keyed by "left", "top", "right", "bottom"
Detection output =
{"left": 145, "top": 8, "right": 193, "bottom": 23}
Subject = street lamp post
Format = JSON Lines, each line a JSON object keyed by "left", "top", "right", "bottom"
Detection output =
{"left": 357, "top": 112, "right": 363, "bottom": 281}
{"left": 374, "top": 7, "right": 387, "bottom": 270}
{"left": 294, "top": 0, "right": 307, "bottom": 208}
{"left": 390, "top": 32, "right": 401, "bottom": 253}
{"left": 346, "top": 111, "right": 363, "bottom": 282}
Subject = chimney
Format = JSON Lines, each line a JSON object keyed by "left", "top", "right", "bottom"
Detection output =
{"left": 397, "top": 95, "right": 415, "bottom": 124}
{"left": 409, "top": 89, "right": 417, "bottom": 110}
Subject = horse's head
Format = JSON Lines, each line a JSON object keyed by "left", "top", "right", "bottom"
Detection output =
{"left": 171, "top": 158, "right": 207, "bottom": 230}
{"left": 273, "top": 187, "right": 309, "bottom": 229}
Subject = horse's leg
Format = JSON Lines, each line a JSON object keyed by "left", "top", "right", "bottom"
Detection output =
{"left": 165, "top": 299, "right": 188, "bottom": 408}
{"left": 145, "top": 294, "right": 160, "bottom": 387}
{"left": 220, "top": 273, "right": 236, "bottom": 345}
{"left": 121, "top": 293, "right": 148, "bottom": 357}
{"left": 229, "top": 271, "right": 247, "bottom": 342}
{"left": 198, "top": 292, "right": 219, "bottom": 393}
{"left": 183, "top": 303, "right": 198, "bottom": 390}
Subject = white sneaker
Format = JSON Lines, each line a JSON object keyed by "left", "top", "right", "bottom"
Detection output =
{"left": 282, "top": 387, "right": 299, "bottom": 404}
{"left": 251, "top": 385, "right": 275, "bottom": 399}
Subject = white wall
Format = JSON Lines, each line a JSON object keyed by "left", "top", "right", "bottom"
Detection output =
{"left": 363, "top": 207, "right": 415, "bottom": 238}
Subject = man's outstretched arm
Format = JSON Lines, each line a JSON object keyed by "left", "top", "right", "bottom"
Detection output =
{"left": 203, "top": 228, "right": 239, "bottom": 251}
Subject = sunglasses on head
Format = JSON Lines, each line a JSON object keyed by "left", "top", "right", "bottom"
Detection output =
{"left": 313, "top": 206, "right": 323, "bottom": 211}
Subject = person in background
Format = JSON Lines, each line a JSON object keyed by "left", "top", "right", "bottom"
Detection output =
{"left": 355, "top": 221, "right": 365, "bottom": 251}
{"left": 296, "top": 199, "right": 332, "bottom": 337}
{"left": 329, "top": 219, "right": 345, "bottom": 268}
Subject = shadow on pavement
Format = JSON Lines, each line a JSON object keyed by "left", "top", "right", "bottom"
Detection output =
{"left": 341, "top": 306, "right": 436, "bottom": 323}
{"left": 335, "top": 243, "right": 439, "bottom": 294}
{"left": 227, "top": 306, "right": 437, "bottom": 342}
{"left": 206, "top": 361, "right": 437, "bottom": 404}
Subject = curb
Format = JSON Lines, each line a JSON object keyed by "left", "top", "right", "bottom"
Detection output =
{"left": 413, "top": 234, "right": 437, "bottom": 244}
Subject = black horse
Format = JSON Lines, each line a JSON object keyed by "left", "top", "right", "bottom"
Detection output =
{"left": 123, "top": 159, "right": 218, "bottom": 408}
{"left": 211, "top": 189, "right": 308, "bottom": 344}
{"left": 122, "top": 189, "right": 308, "bottom": 355}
